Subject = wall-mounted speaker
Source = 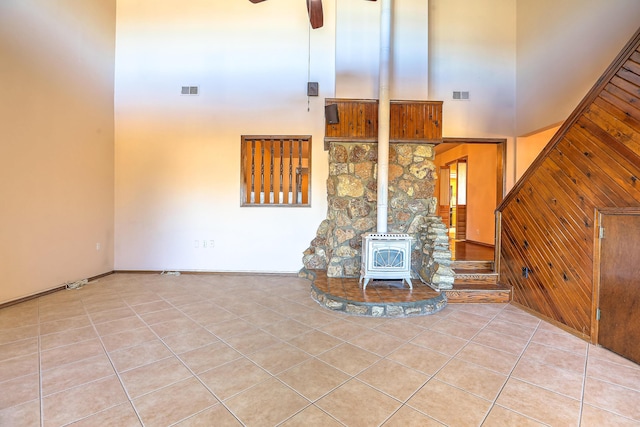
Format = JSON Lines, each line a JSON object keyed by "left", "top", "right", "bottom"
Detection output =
{"left": 325, "top": 104, "right": 339, "bottom": 124}
{"left": 307, "top": 82, "right": 319, "bottom": 97}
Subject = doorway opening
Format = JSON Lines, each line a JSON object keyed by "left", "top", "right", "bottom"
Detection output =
{"left": 435, "top": 138, "right": 506, "bottom": 247}
{"left": 439, "top": 158, "right": 467, "bottom": 240}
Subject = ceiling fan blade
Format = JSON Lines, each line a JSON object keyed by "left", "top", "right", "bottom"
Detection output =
{"left": 248, "top": 0, "right": 267, "bottom": 3}
{"left": 306, "top": 0, "right": 323, "bottom": 29}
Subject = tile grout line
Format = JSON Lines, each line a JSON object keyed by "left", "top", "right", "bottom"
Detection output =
{"left": 168, "top": 297, "right": 254, "bottom": 427}
{"left": 38, "top": 299, "right": 44, "bottom": 427}
{"left": 399, "top": 303, "right": 510, "bottom": 425}
{"left": 132, "top": 280, "right": 246, "bottom": 426}
{"left": 577, "top": 344, "right": 591, "bottom": 427}
{"left": 80, "top": 287, "right": 146, "bottom": 426}
{"left": 481, "top": 314, "right": 551, "bottom": 426}
{"left": 580, "top": 344, "right": 640, "bottom": 424}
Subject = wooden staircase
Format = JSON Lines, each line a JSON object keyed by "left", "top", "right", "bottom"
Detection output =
{"left": 444, "top": 259, "right": 511, "bottom": 303}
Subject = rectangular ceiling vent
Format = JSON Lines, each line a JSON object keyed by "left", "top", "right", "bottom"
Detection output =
{"left": 453, "top": 91, "right": 470, "bottom": 100}
{"left": 181, "top": 86, "right": 199, "bottom": 95}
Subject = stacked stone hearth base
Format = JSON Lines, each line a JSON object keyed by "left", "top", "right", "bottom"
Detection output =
{"left": 301, "top": 269, "right": 447, "bottom": 318}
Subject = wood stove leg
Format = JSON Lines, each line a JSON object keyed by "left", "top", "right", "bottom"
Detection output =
{"left": 405, "top": 277, "right": 413, "bottom": 289}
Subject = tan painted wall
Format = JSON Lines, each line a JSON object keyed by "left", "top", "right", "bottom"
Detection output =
{"left": 0, "top": 1, "right": 116, "bottom": 303}
{"left": 435, "top": 144, "right": 498, "bottom": 245}
{"left": 515, "top": 125, "right": 561, "bottom": 181}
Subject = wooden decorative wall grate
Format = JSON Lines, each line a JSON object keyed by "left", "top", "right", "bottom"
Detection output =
{"left": 241, "top": 136, "right": 311, "bottom": 206}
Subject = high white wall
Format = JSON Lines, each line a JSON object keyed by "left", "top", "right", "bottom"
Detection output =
{"left": 335, "top": 0, "right": 429, "bottom": 99}
{"left": 429, "top": 0, "right": 517, "bottom": 189}
{"left": 114, "top": 0, "right": 333, "bottom": 272}
{"left": 0, "top": 1, "right": 116, "bottom": 303}
{"left": 516, "top": 0, "right": 640, "bottom": 136}
{"left": 429, "top": 0, "right": 517, "bottom": 138}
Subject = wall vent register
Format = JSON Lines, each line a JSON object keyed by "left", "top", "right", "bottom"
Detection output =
{"left": 452, "top": 91, "right": 469, "bottom": 100}
{"left": 181, "top": 86, "right": 199, "bottom": 95}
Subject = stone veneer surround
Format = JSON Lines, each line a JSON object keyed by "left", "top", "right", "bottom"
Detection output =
{"left": 303, "top": 142, "right": 453, "bottom": 289}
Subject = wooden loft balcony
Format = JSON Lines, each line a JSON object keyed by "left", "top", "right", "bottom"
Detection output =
{"left": 323, "top": 98, "right": 443, "bottom": 150}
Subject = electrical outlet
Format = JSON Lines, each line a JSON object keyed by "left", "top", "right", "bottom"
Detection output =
{"left": 209, "top": 240, "right": 215, "bottom": 248}
{"left": 96, "top": 243, "right": 101, "bottom": 251}
{"left": 203, "top": 240, "right": 207, "bottom": 248}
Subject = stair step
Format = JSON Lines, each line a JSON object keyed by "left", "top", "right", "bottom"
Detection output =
{"left": 445, "top": 283, "right": 511, "bottom": 304}
{"left": 452, "top": 260, "right": 494, "bottom": 270}
{"left": 453, "top": 270, "right": 498, "bottom": 285}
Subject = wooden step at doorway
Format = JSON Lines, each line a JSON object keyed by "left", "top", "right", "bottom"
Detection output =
{"left": 453, "top": 269, "right": 498, "bottom": 286}
{"left": 446, "top": 258, "right": 510, "bottom": 304}
{"left": 451, "top": 260, "right": 494, "bottom": 270}
{"left": 444, "top": 283, "right": 511, "bottom": 303}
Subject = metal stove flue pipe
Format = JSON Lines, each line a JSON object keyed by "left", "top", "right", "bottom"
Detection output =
{"left": 376, "top": 0, "right": 392, "bottom": 233}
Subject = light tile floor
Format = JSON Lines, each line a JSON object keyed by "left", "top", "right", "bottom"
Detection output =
{"left": 1, "top": 273, "right": 639, "bottom": 427}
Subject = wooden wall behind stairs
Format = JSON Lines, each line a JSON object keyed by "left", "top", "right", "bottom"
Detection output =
{"left": 497, "top": 26, "right": 640, "bottom": 340}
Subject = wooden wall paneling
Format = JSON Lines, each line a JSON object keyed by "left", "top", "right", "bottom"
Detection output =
{"left": 611, "top": 62, "right": 640, "bottom": 94}
{"left": 411, "top": 103, "right": 421, "bottom": 138}
{"left": 530, "top": 160, "right": 593, "bottom": 241}
{"left": 355, "top": 102, "right": 365, "bottom": 138}
{"left": 600, "top": 84, "right": 640, "bottom": 124}
{"left": 527, "top": 173, "right": 593, "bottom": 267}
{"left": 569, "top": 127, "right": 640, "bottom": 202}
{"left": 618, "top": 63, "right": 640, "bottom": 88}
{"left": 497, "top": 27, "right": 640, "bottom": 341}
{"left": 428, "top": 102, "right": 438, "bottom": 139}
{"left": 501, "top": 200, "right": 591, "bottom": 331}
{"left": 547, "top": 146, "right": 617, "bottom": 208}
{"left": 560, "top": 136, "right": 639, "bottom": 206}
{"left": 577, "top": 115, "right": 640, "bottom": 171}
{"left": 609, "top": 76, "right": 640, "bottom": 106}
{"left": 542, "top": 157, "right": 595, "bottom": 214}
{"left": 513, "top": 183, "right": 592, "bottom": 326}
{"left": 595, "top": 91, "right": 640, "bottom": 139}
{"left": 502, "top": 201, "right": 561, "bottom": 301}
{"left": 537, "top": 160, "right": 594, "bottom": 241}
{"left": 500, "top": 207, "right": 564, "bottom": 319}
{"left": 585, "top": 102, "right": 640, "bottom": 155}
{"left": 392, "top": 102, "right": 409, "bottom": 139}
{"left": 525, "top": 171, "right": 597, "bottom": 288}
{"left": 623, "top": 49, "right": 640, "bottom": 77}
{"left": 349, "top": 101, "right": 358, "bottom": 138}
{"left": 502, "top": 176, "right": 593, "bottom": 330}
{"left": 366, "top": 101, "right": 378, "bottom": 138}
{"left": 592, "top": 98, "right": 640, "bottom": 148}
{"left": 324, "top": 99, "right": 443, "bottom": 148}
